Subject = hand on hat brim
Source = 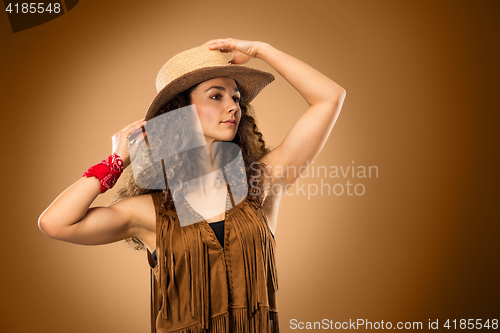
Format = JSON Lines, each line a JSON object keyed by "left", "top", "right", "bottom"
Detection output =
{"left": 112, "top": 118, "right": 148, "bottom": 168}
{"left": 204, "top": 38, "right": 260, "bottom": 65}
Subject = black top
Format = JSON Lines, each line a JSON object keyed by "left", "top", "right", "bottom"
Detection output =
{"left": 209, "top": 220, "right": 225, "bottom": 248}
{"left": 151, "top": 220, "right": 275, "bottom": 267}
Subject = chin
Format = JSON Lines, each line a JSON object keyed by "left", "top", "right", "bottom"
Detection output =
{"left": 215, "top": 134, "right": 237, "bottom": 142}
{"left": 209, "top": 129, "right": 238, "bottom": 142}
{"left": 204, "top": 131, "right": 236, "bottom": 144}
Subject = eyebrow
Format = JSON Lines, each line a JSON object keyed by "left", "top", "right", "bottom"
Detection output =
{"left": 204, "top": 86, "right": 240, "bottom": 94}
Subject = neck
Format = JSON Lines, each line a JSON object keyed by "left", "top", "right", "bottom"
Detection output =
{"left": 185, "top": 141, "right": 222, "bottom": 198}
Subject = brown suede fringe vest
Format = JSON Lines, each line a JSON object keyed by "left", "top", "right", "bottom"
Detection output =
{"left": 146, "top": 180, "right": 279, "bottom": 332}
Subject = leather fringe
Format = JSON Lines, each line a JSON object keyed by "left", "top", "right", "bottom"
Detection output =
{"left": 158, "top": 214, "right": 170, "bottom": 320}
{"left": 163, "top": 310, "right": 277, "bottom": 333}
{"left": 270, "top": 311, "right": 279, "bottom": 333}
{"left": 209, "top": 312, "right": 230, "bottom": 333}
{"left": 230, "top": 203, "right": 279, "bottom": 317}
{"left": 230, "top": 307, "right": 278, "bottom": 333}
{"left": 159, "top": 217, "right": 211, "bottom": 327}
{"left": 231, "top": 215, "right": 258, "bottom": 318}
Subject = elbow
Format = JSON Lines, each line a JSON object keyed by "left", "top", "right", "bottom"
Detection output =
{"left": 38, "top": 212, "right": 59, "bottom": 239}
{"left": 333, "top": 87, "right": 346, "bottom": 110}
{"left": 326, "top": 87, "right": 346, "bottom": 118}
{"left": 333, "top": 86, "right": 346, "bottom": 102}
{"left": 320, "top": 85, "right": 346, "bottom": 106}
{"left": 319, "top": 88, "right": 345, "bottom": 111}
{"left": 340, "top": 87, "right": 346, "bottom": 98}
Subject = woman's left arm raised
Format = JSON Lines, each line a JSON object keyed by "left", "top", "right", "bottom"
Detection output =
{"left": 207, "top": 38, "right": 346, "bottom": 188}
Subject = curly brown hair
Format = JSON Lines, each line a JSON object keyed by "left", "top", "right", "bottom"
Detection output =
{"left": 113, "top": 82, "right": 271, "bottom": 251}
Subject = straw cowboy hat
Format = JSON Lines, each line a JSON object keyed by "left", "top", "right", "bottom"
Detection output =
{"left": 145, "top": 44, "right": 275, "bottom": 120}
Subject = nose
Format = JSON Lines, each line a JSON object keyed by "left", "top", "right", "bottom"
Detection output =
{"left": 227, "top": 98, "right": 239, "bottom": 114}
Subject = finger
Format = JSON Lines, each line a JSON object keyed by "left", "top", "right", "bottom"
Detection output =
{"left": 129, "top": 122, "right": 147, "bottom": 136}
{"left": 204, "top": 39, "right": 222, "bottom": 46}
{"left": 128, "top": 127, "right": 147, "bottom": 142}
{"left": 118, "top": 118, "right": 146, "bottom": 133}
{"left": 209, "top": 43, "right": 230, "bottom": 51}
{"left": 207, "top": 39, "right": 235, "bottom": 50}
{"left": 127, "top": 119, "right": 146, "bottom": 132}
{"left": 124, "top": 122, "right": 147, "bottom": 139}
{"left": 128, "top": 132, "right": 147, "bottom": 157}
{"left": 137, "top": 130, "right": 147, "bottom": 141}
{"left": 118, "top": 122, "right": 143, "bottom": 137}
{"left": 205, "top": 38, "right": 229, "bottom": 46}
{"left": 124, "top": 118, "right": 145, "bottom": 130}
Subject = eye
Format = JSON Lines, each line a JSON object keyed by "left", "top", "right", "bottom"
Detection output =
{"left": 211, "top": 94, "right": 222, "bottom": 100}
{"left": 233, "top": 96, "right": 240, "bottom": 103}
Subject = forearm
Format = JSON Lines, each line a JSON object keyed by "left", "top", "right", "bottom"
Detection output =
{"left": 38, "top": 176, "right": 101, "bottom": 237}
{"left": 255, "top": 42, "right": 345, "bottom": 105}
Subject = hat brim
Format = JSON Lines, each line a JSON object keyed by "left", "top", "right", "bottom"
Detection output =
{"left": 145, "top": 65, "right": 274, "bottom": 120}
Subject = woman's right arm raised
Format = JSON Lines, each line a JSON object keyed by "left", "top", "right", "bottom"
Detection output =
{"left": 38, "top": 118, "right": 153, "bottom": 245}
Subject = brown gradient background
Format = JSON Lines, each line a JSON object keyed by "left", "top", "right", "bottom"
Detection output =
{"left": 1, "top": 1, "right": 499, "bottom": 332}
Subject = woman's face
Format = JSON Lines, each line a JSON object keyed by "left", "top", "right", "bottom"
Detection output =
{"left": 190, "top": 77, "right": 241, "bottom": 144}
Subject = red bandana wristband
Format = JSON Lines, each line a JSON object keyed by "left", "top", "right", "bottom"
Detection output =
{"left": 82, "top": 153, "right": 124, "bottom": 193}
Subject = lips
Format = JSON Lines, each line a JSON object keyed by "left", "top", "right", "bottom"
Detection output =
{"left": 221, "top": 119, "right": 236, "bottom": 125}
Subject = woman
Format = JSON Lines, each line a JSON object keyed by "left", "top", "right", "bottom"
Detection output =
{"left": 38, "top": 38, "right": 346, "bottom": 333}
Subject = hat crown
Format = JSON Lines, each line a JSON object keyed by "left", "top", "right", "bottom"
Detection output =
{"left": 155, "top": 45, "right": 231, "bottom": 93}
